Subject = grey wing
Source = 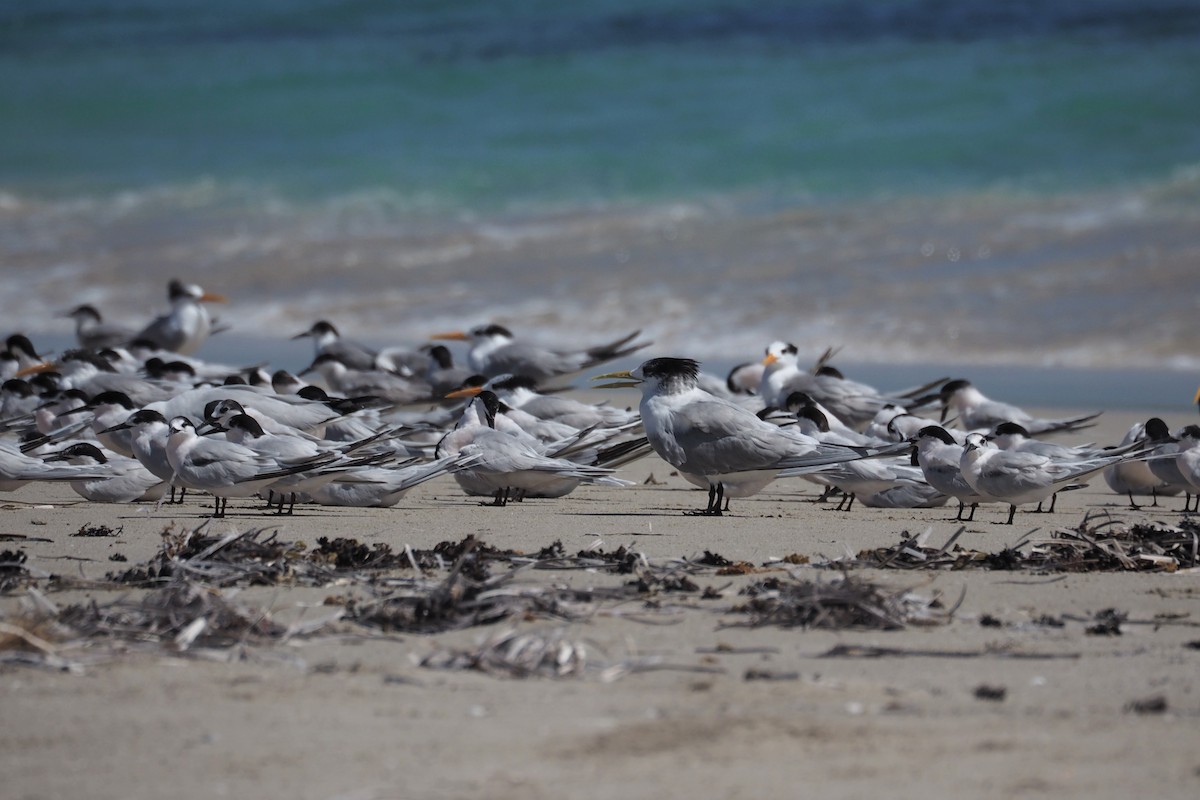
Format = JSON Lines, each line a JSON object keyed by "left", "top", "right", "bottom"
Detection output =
{"left": 668, "top": 399, "right": 799, "bottom": 474}
{"left": 487, "top": 343, "right": 576, "bottom": 380}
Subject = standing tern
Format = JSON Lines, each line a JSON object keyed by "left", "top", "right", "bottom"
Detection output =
{"left": 593, "top": 358, "right": 888, "bottom": 516}
{"left": 134, "top": 279, "right": 226, "bottom": 355}
{"left": 164, "top": 416, "right": 337, "bottom": 517}
{"left": 1143, "top": 417, "right": 1197, "bottom": 512}
{"left": 433, "top": 324, "right": 650, "bottom": 382}
{"left": 910, "top": 426, "right": 996, "bottom": 521}
{"left": 1103, "top": 421, "right": 1179, "bottom": 509}
{"left": 958, "top": 432, "right": 1138, "bottom": 524}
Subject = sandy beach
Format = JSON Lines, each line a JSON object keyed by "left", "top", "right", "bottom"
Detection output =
{"left": 1, "top": 405, "right": 1197, "bottom": 800}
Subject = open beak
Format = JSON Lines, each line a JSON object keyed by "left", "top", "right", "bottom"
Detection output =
{"left": 431, "top": 330, "right": 469, "bottom": 341}
{"left": 444, "top": 385, "right": 483, "bottom": 400}
{"left": 199, "top": 291, "right": 227, "bottom": 303}
{"left": 591, "top": 370, "right": 641, "bottom": 390}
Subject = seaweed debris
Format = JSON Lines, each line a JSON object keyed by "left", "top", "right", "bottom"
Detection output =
{"left": 824, "top": 514, "right": 1200, "bottom": 573}
{"left": 727, "top": 572, "right": 952, "bottom": 631}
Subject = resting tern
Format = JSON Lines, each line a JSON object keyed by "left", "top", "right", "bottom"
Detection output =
{"left": 134, "top": 279, "right": 226, "bottom": 355}
{"left": 433, "top": 324, "right": 650, "bottom": 382}
{"left": 759, "top": 342, "right": 943, "bottom": 428}
{"left": 935, "top": 379, "right": 1100, "bottom": 436}
{"left": 301, "top": 453, "right": 476, "bottom": 508}
{"left": 959, "top": 432, "right": 1136, "bottom": 524}
{"left": 0, "top": 438, "right": 108, "bottom": 492}
{"left": 44, "top": 442, "right": 166, "bottom": 503}
{"left": 300, "top": 353, "right": 430, "bottom": 405}
{"left": 783, "top": 404, "right": 932, "bottom": 511}
{"left": 64, "top": 305, "right": 138, "bottom": 351}
{"left": 594, "top": 358, "right": 887, "bottom": 516}
{"left": 450, "top": 373, "right": 639, "bottom": 430}
{"left": 436, "top": 391, "right": 628, "bottom": 505}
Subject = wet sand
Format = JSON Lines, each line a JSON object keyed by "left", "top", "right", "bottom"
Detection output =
{"left": 1, "top": 408, "right": 1198, "bottom": 800}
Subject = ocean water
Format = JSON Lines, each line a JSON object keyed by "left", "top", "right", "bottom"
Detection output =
{"left": 2, "top": 1, "right": 1198, "bottom": 406}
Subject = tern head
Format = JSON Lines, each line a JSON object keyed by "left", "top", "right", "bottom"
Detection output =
{"left": 291, "top": 320, "right": 339, "bottom": 341}
{"left": 962, "top": 432, "right": 990, "bottom": 452}
{"left": 1179, "top": 424, "right": 1200, "bottom": 444}
{"left": 1143, "top": 417, "right": 1174, "bottom": 443}
{"left": 64, "top": 304, "right": 103, "bottom": 323}
{"left": 45, "top": 442, "right": 109, "bottom": 465}
{"left": 169, "top": 279, "right": 226, "bottom": 304}
{"left": 593, "top": 357, "right": 700, "bottom": 393}
{"left": 725, "top": 362, "right": 763, "bottom": 395}
{"left": 168, "top": 416, "right": 197, "bottom": 438}
{"left": 427, "top": 344, "right": 455, "bottom": 369}
{"left": 912, "top": 425, "right": 957, "bottom": 446}
{"left": 100, "top": 408, "right": 170, "bottom": 434}
{"left": 5, "top": 334, "right": 41, "bottom": 361}
{"left": 45, "top": 441, "right": 109, "bottom": 465}
{"left": 432, "top": 324, "right": 513, "bottom": 345}
{"left": 226, "top": 413, "right": 266, "bottom": 438}
{"left": 794, "top": 403, "right": 830, "bottom": 432}
{"left": 988, "top": 421, "right": 1030, "bottom": 441}
{"left": 760, "top": 341, "right": 799, "bottom": 368}
{"left": 475, "top": 390, "right": 502, "bottom": 428}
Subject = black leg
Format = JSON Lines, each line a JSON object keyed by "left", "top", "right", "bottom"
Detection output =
{"left": 1004, "top": 504, "right": 1016, "bottom": 525}
{"left": 1127, "top": 491, "right": 1141, "bottom": 510}
{"left": 965, "top": 502, "right": 977, "bottom": 522}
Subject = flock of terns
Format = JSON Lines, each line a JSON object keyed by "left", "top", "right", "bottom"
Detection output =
{"left": 2, "top": 279, "right": 1198, "bottom": 523}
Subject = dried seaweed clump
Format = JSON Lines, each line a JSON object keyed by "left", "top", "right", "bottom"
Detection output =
{"left": 729, "top": 573, "right": 951, "bottom": 631}
{"left": 344, "top": 565, "right": 597, "bottom": 635}
{"left": 418, "top": 627, "right": 592, "bottom": 679}
{"left": 1, "top": 578, "right": 314, "bottom": 670}
{"left": 829, "top": 514, "right": 1199, "bottom": 573}
{"left": 106, "top": 526, "right": 309, "bottom": 587}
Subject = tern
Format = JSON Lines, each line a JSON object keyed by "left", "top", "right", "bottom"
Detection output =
{"left": 594, "top": 358, "right": 887, "bottom": 516}
{"left": 433, "top": 324, "right": 650, "bottom": 382}
{"left": 1144, "top": 417, "right": 1197, "bottom": 512}
{"left": 292, "top": 320, "right": 378, "bottom": 372}
{"left": 63, "top": 305, "right": 138, "bottom": 351}
{"left": 44, "top": 442, "right": 166, "bottom": 503}
{"left": 1103, "top": 422, "right": 1179, "bottom": 509}
{"left": 935, "top": 379, "right": 1100, "bottom": 436}
{"left": 910, "top": 426, "right": 996, "bottom": 521}
{"left": 302, "top": 453, "right": 476, "bottom": 508}
{"left": 450, "top": 373, "right": 639, "bottom": 430}
{"left": 1174, "top": 424, "right": 1200, "bottom": 497}
{"left": 165, "top": 416, "right": 337, "bottom": 517}
{"left": 134, "top": 279, "right": 226, "bottom": 355}
{"left": 436, "top": 391, "right": 628, "bottom": 505}
{"left": 0, "top": 438, "right": 108, "bottom": 492}
{"left": 958, "top": 432, "right": 1135, "bottom": 524}
{"left": 759, "top": 342, "right": 943, "bottom": 427}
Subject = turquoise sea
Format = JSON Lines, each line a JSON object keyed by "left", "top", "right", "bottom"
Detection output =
{"left": 2, "top": 1, "right": 1198, "bottom": 405}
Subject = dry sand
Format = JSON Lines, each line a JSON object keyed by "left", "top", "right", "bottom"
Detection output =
{"left": 1, "top": 407, "right": 1198, "bottom": 800}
